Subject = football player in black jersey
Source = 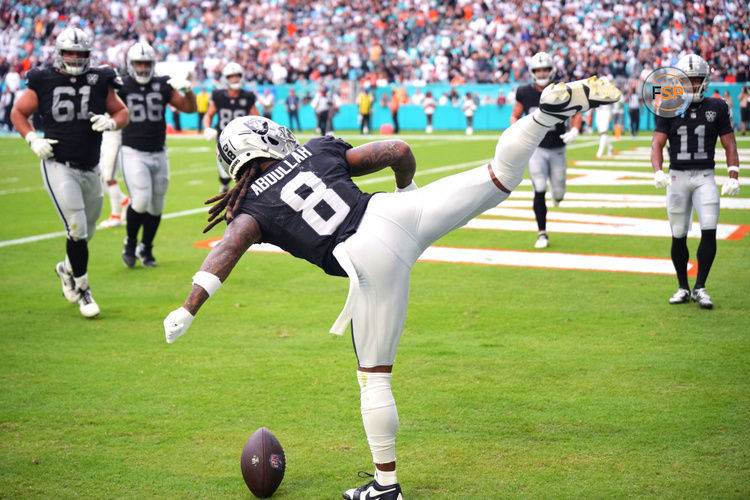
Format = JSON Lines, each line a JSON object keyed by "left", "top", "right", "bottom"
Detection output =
{"left": 651, "top": 54, "right": 741, "bottom": 309}
{"left": 511, "top": 52, "right": 583, "bottom": 248}
{"left": 163, "top": 76, "right": 621, "bottom": 499}
{"left": 202, "top": 62, "right": 259, "bottom": 193}
{"left": 118, "top": 42, "right": 197, "bottom": 268}
{"left": 11, "top": 27, "right": 129, "bottom": 318}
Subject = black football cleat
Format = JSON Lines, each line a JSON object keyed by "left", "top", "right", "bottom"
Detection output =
{"left": 343, "top": 472, "right": 403, "bottom": 500}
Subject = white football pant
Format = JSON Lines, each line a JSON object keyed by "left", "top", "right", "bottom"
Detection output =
{"left": 666, "top": 169, "right": 719, "bottom": 238}
{"left": 528, "top": 146, "right": 566, "bottom": 202}
{"left": 41, "top": 160, "right": 103, "bottom": 241}
{"left": 333, "top": 113, "right": 551, "bottom": 367}
{"left": 120, "top": 146, "right": 169, "bottom": 215}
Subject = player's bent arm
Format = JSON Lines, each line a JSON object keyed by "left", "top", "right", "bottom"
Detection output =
{"left": 106, "top": 87, "right": 130, "bottom": 129}
{"left": 509, "top": 101, "right": 524, "bottom": 124}
{"left": 164, "top": 214, "right": 261, "bottom": 343}
{"left": 203, "top": 101, "right": 217, "bottom": 130}
{"left": 9, "top": 89, "right": 39, "bottom": 137}
{"left": 346, "top": 140, "right": 416, "bottom": 189}
{"left": 183, "top": 213, "right": 262, "bottom": 315}
{"left": 170, "top": 88, "right": 197, "bottom": 113}
{"left": 650, "top": 131, "right": 668, "bottom": 172}
{"left": 720, "top": 132, "right": 740, "bottom": 179}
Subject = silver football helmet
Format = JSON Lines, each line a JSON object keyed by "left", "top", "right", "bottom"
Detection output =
{"left": 217, "top": 116, "right": 299, "bottom": 181}
{"left": 127, "top": 42, "right": 157, "bottom": 84}
{"left": 675, "top": 54, "right": 710, "bottom": 103}
{"left": 221, "top": 62, "right": 244, "bottom": 90}
{"left": 54, "top": 28, "right": 92, "bottom": 76}
{"left": 529, "top": 52, "right": 555, "bottom": 87}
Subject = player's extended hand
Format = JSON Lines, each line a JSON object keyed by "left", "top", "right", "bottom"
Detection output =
{"left": 721, "top": 178, "right": 740, "bottom": 196}
{"left": 24, "top": 131, "right": 58, "bottom": 160}
{"left": 560, "top": 127, "right": 579, "bottom": 145}
{"left": 654, "top": 170, "right": 671, "bottom": 188}
{"left": 90, "top": 112, "right": 117, "bottom": 132}
{"left": 164, "top": 306, "right": 195, "bottom": 343}
{"left": 203, "top": 127, "right": 218, "bottom": 140}
{"left": 168, "top": 78, "right": 192, "bottom": 92}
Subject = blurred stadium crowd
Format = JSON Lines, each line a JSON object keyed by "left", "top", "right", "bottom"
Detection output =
{"left": 1, "top": 0, "right": 749, "bottom": 130}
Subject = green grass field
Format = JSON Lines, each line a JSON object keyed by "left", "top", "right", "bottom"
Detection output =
{"left": 1, "top": 130, "right": 749, "bottom": 499}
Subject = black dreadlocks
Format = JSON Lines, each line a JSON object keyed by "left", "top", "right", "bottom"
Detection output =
{"left": 203, "top": 160, "right": 264, "bottom": 233}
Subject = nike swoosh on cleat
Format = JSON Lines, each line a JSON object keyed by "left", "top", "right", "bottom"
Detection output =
{"left": 362, "top": 486, "right": 397, "bottom": 499}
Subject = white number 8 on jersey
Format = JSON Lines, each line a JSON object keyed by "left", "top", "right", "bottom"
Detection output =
{"left": 280, "top": 171, "right": 351, "bottom": 235}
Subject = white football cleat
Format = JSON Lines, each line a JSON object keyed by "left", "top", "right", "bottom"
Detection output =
{"left": 539, "top": 76, "right": 622, "bottom": 121}
{"left": 98, "top": 213, "right": 123, "bottom": 228}
{"left": 691, "top": 288, "right": 713, "bottom": 309}
{"left": 669, "top": 288, "right": 691, "bottom": 304}
{"left": 55, "top": 261, "right": 79, "bottom": 303}
{"left": 77, "top": 287, "right": 100, "bottom": 318}
{"left": 534, "top": 233, "right": 549, "bottom": 249}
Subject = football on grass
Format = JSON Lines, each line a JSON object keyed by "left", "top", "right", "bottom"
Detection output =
{"left": 240, "top": 427, "right": 286, "bottom": 498}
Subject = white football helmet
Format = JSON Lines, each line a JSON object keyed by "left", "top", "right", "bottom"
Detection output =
{"left": 54, "top": 28, "right": 91, "bottom": 76}
{"left": 221, "top": 62, "right": 245, "bottom": 90}
{"left": 675, "top": 54, "right": 710, "bottom": 103}
{"left": 127, "top": 42, "right": 157, "bottom": 84}
{"left": 217, "top": 116, "right": 299, "bottom": 181}
{"left": 529, "top": 52, "right": 555, "bottom": 87}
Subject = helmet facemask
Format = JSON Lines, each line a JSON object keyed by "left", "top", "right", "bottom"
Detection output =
{"left": 54, "top": 28, "right": 92, "bottom": 76}
{"left": 221, "top": 63, "right": 245, "bottom": 91}
{"left": 529, "top": 52, "right": 556, "bottom": 88}
{"left": 127, "top": 43, "right": 157, "bottom": 85}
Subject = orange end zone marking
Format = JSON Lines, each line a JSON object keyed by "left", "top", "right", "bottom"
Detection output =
{"left": 194, "top": 237, "right": 220, "bottom": 249}
{"left": 726, "top": 224, "right": 750, "bottom": 241}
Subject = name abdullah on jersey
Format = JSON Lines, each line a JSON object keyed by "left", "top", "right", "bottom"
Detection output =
{"left": 212, "top": 88, "right": 257, "bottom": 136}
{"left": 119, "top": 75, "right": 174, "bottom": 151}
{"left": 655, "top": 97, "right": 733, "bottom": 170}
{"left": 239, "top": 136, "right": 373, "bottom": 277}
{"left": 26, "top": 64, "right": 122, "bottom": 167}
{"left": 515, "top": 82, "right": 567, "bottom": 149}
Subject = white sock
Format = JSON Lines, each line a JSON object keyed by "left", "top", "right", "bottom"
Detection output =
{"left": 597, "top": 134, "right": 609, "bottom": 157}
{"left": 106, "top": 183, "right": 124, "bottom": 214}
{"left": 375, "top": 468, "right": 398, "bottom": 486}
{"left": 491, "top": 113, "right": 552, "bottom": 191}
{"left": 358, "top": 371, "right": 399, "bottom": 467}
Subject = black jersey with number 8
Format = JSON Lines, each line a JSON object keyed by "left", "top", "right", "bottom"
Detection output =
{"left": 238, "top": 136, "right": 374, "bottom": 277}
